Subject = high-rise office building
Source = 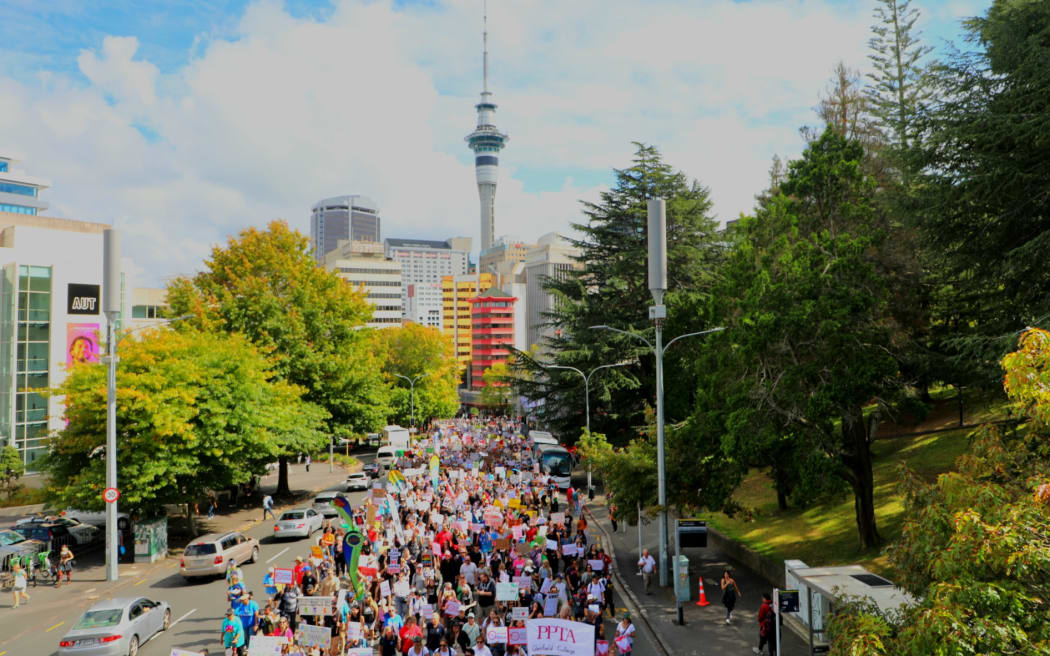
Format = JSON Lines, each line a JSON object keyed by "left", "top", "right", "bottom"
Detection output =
{"left": 442, "top": 272, "right": 496, "bottom": 376}
{"left": 385, "top": 237, "right": 471, "bottom": 327}
{"left": 524, "top": 233, "right": 583, "bottom": 349}
{"left": 469, "top": 287, "right": 517, "bottom": 390}
{"left": 310, "top": 195, "right": 381, "bottom": 263}
{"left": 479, "top": 236, "right": 534, "bottom": 280}
{"left": 0, "top": 154, "right": 49, "bottom": 216}
{"left": 324, "top": 240, "right": 403, "bottom": 328}
{"left": 465, "top": 8, "right": 508, "bottom": 254}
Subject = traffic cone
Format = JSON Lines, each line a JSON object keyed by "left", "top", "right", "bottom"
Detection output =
{"left": 696, "top": 576, "right": 711, "bottom": 607}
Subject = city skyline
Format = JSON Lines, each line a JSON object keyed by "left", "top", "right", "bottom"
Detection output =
{"left": 0, "top": 0, "right": 984, "bottom": 285}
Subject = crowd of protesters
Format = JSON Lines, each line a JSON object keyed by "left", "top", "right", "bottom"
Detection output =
{"left": 218, "top": 417, "right": 632, "bottom": 656}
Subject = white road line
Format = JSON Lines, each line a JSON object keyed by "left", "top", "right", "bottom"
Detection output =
{"left": 266, "top": 546, "right": 290, "bottom": 563}
{"left": 171, "top": 608, "right": 196, "bottom": 628}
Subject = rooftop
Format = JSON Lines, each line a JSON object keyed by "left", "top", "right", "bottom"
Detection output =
{"left": 385, "top": 238, "right": 453, "bottom": 250}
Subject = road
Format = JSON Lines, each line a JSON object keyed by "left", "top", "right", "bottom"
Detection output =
{"left": 0, "top": 456, "right": 661, "bottom": 656}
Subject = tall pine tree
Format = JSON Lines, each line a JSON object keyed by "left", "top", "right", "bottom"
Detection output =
{"left": 515, "top": 144, "right": 721, "bottom": 445}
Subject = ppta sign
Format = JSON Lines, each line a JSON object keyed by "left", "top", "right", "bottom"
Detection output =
{"left": 67, "top": 283, "right": 100, "bottom": 315}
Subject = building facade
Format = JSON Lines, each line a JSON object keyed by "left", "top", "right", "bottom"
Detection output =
{"left": 469, "top": 287, "right": 517, "bottom": 390}
{"left": 479, "top": 236, "right": 533, "bottom": 276}
{"left": 523, "top": 232, "right": 582, "bottom": 350}
{"left": 384, "top": 237, "right": 471, "bottom": 327}
{"left": 0, "top": 155, "right": 49, "bottom": 216}
{"left": 441, "top": 272, "right": 495, "bottom": 378}
{"left": 310, "top": 195, "right": 381, "bottom": 263}
{"left": 324, "top": 240, "right": 403, "bottom": 328}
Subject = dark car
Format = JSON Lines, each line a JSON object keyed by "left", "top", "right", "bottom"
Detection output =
{"left": 362, "top": 462, "right": 380, "bottom": 478}
{"left": 0, "top": 529, "right": 45, "bottom": 572}
{"left": 13, "top": 523, "right": 78, "bottom": 552}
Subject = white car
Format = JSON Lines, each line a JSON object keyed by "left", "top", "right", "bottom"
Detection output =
{"left": 14, "top": 516, "right": 100, "bottom": 546}
{"left": 272, "top": 508, "right": 323, "bottom": 540}
{"left": 345, "top": 472, "right": 370, "bottom": 492}
{"left": 312, "top": 492, "right": 341, "bottom": 518}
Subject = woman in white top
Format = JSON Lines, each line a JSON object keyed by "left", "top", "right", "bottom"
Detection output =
{"left": 11, "top": 562, "right": 29, "bottom": 607}
{"left": 615, "top": 613, "right": 635, "bottom": 655}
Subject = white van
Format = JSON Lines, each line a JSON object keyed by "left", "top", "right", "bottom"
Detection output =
{"left": 528, "top": 430, "right": 559, "bottom": 458}
{"left": 375, "top": 445, "right": 398, "bottom": 470}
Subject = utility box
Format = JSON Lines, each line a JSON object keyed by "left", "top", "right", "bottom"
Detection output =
{"left": 674, "top": 555, "right": 691, "bottom": 602}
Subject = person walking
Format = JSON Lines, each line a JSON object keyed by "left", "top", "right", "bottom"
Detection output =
{"left": 208, "top": 494, "right": 217, "bottom": 519}
{"left": 221, "top": 607, "right": 246, "bottom": 656}
{"left": 10, "top": 562, "right": 29, "bottom": 607}
{"left": 614, "top": 613, "right": 635, "bottom": 655}
{"left": 305, "top": 454, "right": 311, "bottom": 472}
{"left": 636, "top": 549, "right": 655, "bottom": 595}
{"left": 262, "top": 494, "right": 275, "bottom": 521}
{"left": 57, "top": 544, "right": 75, "bottom": 586}
{"left": 720, "top": 569, "right": 741, "bottom": 624}
{"left": 754, "top": 592, "right": 777, "bottom": 655}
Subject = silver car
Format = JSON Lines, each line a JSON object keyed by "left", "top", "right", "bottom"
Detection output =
{"left": 58, "top": 596, "right": 171, "bottom": 656}
{"left": 272, "top": 508, "right": 323, "bottom": 539}
{"left": 312, "top": 491, "right": 341, "bottom": 518}
{"left": 345, "top": 472, "right": 370, "bottom": 491}
{"left": 180, "top": 531, "right": 259, "bottom": 580}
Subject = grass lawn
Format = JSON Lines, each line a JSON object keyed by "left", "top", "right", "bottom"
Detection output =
{"left": 707, "top": 427, "right": 974, "bottom": 577}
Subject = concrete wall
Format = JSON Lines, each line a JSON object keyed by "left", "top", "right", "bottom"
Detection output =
{"left": 707, "top": 525, "right": 786, "bottom": 588}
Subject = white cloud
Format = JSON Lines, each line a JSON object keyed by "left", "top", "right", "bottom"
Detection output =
{"left": 1, "top": 0, "right": 918, "bottom": 285}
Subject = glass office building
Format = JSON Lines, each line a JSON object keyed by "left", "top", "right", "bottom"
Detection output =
{"left": 0, "top": 155, "right": 49, "bottom": 216}
{"left": 310, "top": 195, "right": 381, "bottom": 263}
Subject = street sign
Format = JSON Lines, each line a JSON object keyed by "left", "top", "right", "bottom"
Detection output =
{"left": 779, "top": 589, "right": 800, "bottom": 613}
{"left": 103, "top": 487, "right": 120, "bottom": 503}
{"left": 677, "top": 519, "right": 707, "bottom": 548}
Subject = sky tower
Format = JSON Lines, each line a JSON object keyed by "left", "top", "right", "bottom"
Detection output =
{"left": 465, "top": 2, "right": 508, "bottom": 255}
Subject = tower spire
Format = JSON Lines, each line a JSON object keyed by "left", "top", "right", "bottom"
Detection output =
{"left": 483, "top": 0, "right": 489, "bottom": 93}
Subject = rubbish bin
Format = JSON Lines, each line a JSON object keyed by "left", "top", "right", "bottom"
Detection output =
{"left": 674, "top": 555, "right": 691, "bottom": 603}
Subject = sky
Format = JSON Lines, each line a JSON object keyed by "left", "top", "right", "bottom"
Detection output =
{"left": 0, "top": 0, "right": 988, "bottom": 286}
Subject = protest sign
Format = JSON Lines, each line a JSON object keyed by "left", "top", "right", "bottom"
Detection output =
{"left": 496, "top": 582, "right": 518, "bottom": 601}
{"left": 348, "top": 649, "right": 372, "bottom": 656}
{"left": 545, "top": 539, "right": 558, "bottom": 551}
{"left": 562, "top": 544, "right": 578, "bottom": 557}
{"left": 310, "top": 545, "right": 323, "bottom": 559}
{"left": 487, "top": 626, "right": 508, "bottom": 644}
{"left": 513, "top": 575, "right": 531, "bottom": 589}
{"left": 379, "top": 580, "right": 391, "bottom": 599}
{"left": 348, "top": 623, "right": 362, "bottom": 640}
{"left": 508, "top": 627, "right": 528, "bottom": 645}
{"left": 387, "top": 562, "right": 401, "bottom": 574}
{"left": 171, "top": 650, "right": 205, "bottom": 656}
{"left": 420, "top": 603, "right": 434, "bottom": 619}
{"left": 551, "top": 512, "right": 565, "bottom": 525}
{"left": 298, "top": 596, "right": 333, "bottom": 616}
{"left": 540, "top": 579, "right": 552, "bottom": 594}
{"left": 543, "top": 596, "right": 559, "bottom": 616}
{"left": 394, "top": 580, "right": 411, "bottom": 597}
{"left": 297, "top": 623, "right": 332, "bottom": 649}
{"left": 515, "top": 543, "right": 530, "bottom": 555}
{"left": 526, "top": 619, "right": 596, "bottom": 656}
{"left": 511, "top": 606, "right": 529, "bottom": 621}
{"left": 444, "top": 600, "right": 461, "bottom": 616}
{"left": 493, "top": 538, "right": 510, "bottom": 551}
{"left": 272, "top": 568, "right": 294, "bottom": 585}
{"left": 596, "top": 639, "right": 610, "bottom": 655}
{"left": 247, "top": 636, "right": 287, "bottom": 656}
{"left": 588, "top": 559, "right": 605, "bottom": 571}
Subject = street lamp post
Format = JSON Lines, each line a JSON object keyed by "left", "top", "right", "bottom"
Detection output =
{"left": 393, "top": 373, "right": 427, "bottom": 429}
{"left": 544, "top": 362, "right": 631, "bottom": 494}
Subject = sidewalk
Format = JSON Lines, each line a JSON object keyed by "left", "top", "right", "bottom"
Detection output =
{"left": 587, "top": 497, "right": 807, "bottom": 656}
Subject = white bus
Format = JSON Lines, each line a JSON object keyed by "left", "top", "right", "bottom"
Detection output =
{"left": 535, "top": 443, "right": 573, "bottom": 490}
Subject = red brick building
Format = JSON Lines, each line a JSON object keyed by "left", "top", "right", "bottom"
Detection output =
{"left": 470, "top": 287, "right": 517, "bottom": 389}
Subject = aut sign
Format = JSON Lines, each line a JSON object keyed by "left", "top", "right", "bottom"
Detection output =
{"left": 68, "top": 283, "right": 100, "bottom": 315}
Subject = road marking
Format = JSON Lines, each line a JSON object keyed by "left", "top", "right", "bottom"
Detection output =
{"left": 45, "top": 621, "right": 64, "bottom": 632}
{"left": 134, "top": 578, "right": 147, "bottom": 586}
{"left": 84, "top": 587, "right": 96, "bottom": 594}
{"left": 171, "top": 608, "right": 196, "bottom": 627}
{"left": 266, "top": 546, "right": 290, "bottom": 563}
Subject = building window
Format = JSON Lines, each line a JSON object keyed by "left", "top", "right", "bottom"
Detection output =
{"left": 0, "top": 182, "right": 37, "bottom": 197}
{"left": 10, "top": 265, "right": 50, "bottom": 469}
{"left": 131, "top": 304, "right": 167, "bottom": 319}
{"left": 0, "top": 204, "right": 37, "bottom": 215}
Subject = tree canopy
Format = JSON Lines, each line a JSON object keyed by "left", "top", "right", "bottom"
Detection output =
{"left": 376, "top": 322, "right": 460, "bottom": 427}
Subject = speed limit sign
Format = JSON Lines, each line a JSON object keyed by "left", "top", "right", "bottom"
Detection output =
{"left": 103, "top": 487, "right": 120, "bottom": 504}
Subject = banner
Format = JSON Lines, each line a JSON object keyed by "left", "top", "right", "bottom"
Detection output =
{"left": 525, "top": 619, "right": 596, "bottom": 656}
{"left": 66, "top": 323, "right": 100, "bottom": 367}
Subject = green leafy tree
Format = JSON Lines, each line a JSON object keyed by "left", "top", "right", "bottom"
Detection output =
{"left": 717, "top": 129, "right": 904, "bottom": 549}
{"left": 479, "top": 362, "right": 514, "bottom": 411}
{"left": 829, "top": 327, "right": 1050, "bottom": 654}
{"left": 377, "top": 323, "right": 460, "bottom": 427}
{"left": 44, "top": 328, "right": 326, "bottom": 530}
{"left": 911, "top": 0, "right": 1050, "bottom": 386}
{"left": 865, "top": 0, "right": 934, "bottom": 152}
{"left": 167, "top": 221, "right": 391, "bottom": 494}
{"left": 515, "top": 143, "right": 722, "bottom": 445}
{"left": 0, "top": 445, "right": 24, "bottom": 500}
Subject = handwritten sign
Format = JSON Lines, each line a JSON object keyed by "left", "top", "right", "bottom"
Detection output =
{"left": 588, "top": 559, "right": 605, "bottom": 571}
{"left": 379, "top": 580, "right": 391, "bottom": 599}
{"left": 272, "top": 568, "right": 294, "bottom": 585}
{"left": 298, "top": 597, "right": 332, "bottom": 616}
{"left": 297, "top": 623, "right": 332, "bottom": 649}
{"left": 514, "top": 575, "right": 531, "bottom": 589}
{"left": 496, "top": 582, "right": 519, "bottom": 601}
{"left": 247, "top": 636, "right": 287, "bottom": 656}
{"left": 420, "top": 603, "right": 434, "bottom": 619}
{"left": 562, "top": 544, "right": 578, "bottom": 557}
{"left": 493, "top": 538, "right": 511, "bottom": 551}
{"left": 551, "top": 512, "right": 565, "bottom": 525}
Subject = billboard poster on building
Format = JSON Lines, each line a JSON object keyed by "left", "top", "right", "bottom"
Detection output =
{"left": 66, "top": 323, "right": 101, "bottom": 367}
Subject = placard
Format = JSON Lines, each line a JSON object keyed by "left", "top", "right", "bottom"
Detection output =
{"left": 444, "top": 600, "right": 460, "bottom": 616}
{"left": 562, "top": 544, "right": 578, "bottom": 557}
{"left": 171, "top": 650, "right": 205, "bottom": 656}
{"left": 496, "top": 582, "right": 519, "bottom": 601}
{"left": 508, "top": 627, "right": 528, "bottom": 645}
{"left": 511, "top": 525, "right": 523, "bottom": 540}
{"left": 526, "top": 619, "right": 596, "bottom": 656}
{"left": 543, "top": 596, "right": 559, "bottom": 616}
{"left": 311, "top": 545, "right": 323, "bottom": 558}
{"left": 297, "top": 623, "right": 332, "bottom": 649}
{"left": 420, "top": 603, "right": 434, "bottom": 619}
{"left": 596, "top": 639, "right": 610, "bottom": 655}
{"left": 511, "top": 606, "right": 529, "bottom": 621}
{"left": 394, "top": 580, "right": 411, "bottom": 598}
{"left": 380, "top": 580, "right": 391, "bottom": 599}
{"left": 247, "top": 636, "right": 287, "bottom": 656}
{"left": 515, "top": 543, "right": 530, "bottom": 555}
{"left": 486, "top": 626, "right": 508, "bottom": 644}
{"left": 298, "top": 597, "right": 333, "bottom": 616}
{"left": 588, "top": 559, "right": 605, "bottom": 571}
{"left": 493, "top": 538, "right": 510, "bottom": 551}
{"left": 551, "top": 512, "right": 565, "bottom": 525}
{"left": 272, "top": 568, "right": 294, "bottom": 585}
{"left": 513, "top": 575, "right": 531, "bottom": 589}
{"left": 348, "top": 649, "right": 372, "bottom": 656}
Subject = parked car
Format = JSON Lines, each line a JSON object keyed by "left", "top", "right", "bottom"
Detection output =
{"left": 345, "top": 472, "right": 370, "bottom": 491}
{"left": 13, "top": 522, "right": 78, "bottom": 552}
{"left": 60, "top": 509, "right": 130, "bottom": 529}
{"left": 0, "top": 528, "right": 44, "bottom": 572}
{"left": 58, "top": 596, "right": 171, "bottom": 656}
{"left": 361, "top": 462, "right": 380, "bottom": 478}
{"left": 179, "top": 532, "right": 259, "bottom": 580}
{"left": 272, "top": 508, "right": 323, "bottom": 540}
{"left": 15, "top": 516, "right": 100, "bottom": 546}
{"left": 312, "top": 492, "right": 341, "bottom": 518}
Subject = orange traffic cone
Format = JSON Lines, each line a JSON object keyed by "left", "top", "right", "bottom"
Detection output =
{"left": 696, "top": 576, "right": 711, "bottom": 607}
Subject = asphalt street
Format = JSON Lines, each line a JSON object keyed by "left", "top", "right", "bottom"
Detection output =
{"left": 0, "top": 456, "right": 660, "bottom": 656}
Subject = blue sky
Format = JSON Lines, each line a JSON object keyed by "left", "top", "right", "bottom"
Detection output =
{"left": 0, "top": 0, "right": 988, "bottom": 284}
